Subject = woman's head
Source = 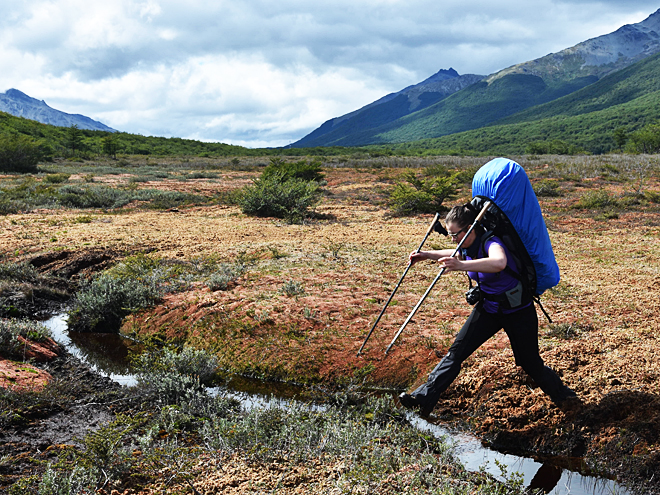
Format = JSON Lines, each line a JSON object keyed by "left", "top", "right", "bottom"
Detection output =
{"left": 445, "top": 204, "right": 476, "bottom": 231}
{"left": 445, "top": 203, "right": 481, "bottom": 244}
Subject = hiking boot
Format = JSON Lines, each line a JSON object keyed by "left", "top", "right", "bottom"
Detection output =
{"left": 555, "top": 395, "right": 583, "bottom": 414}
{"left": 398, "top": 393, "right": 434, "bottom": 417}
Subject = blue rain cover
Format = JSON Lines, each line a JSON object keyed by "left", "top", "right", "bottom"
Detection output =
{"left": 472, "top": 157, "right": 560, "bottom": 295}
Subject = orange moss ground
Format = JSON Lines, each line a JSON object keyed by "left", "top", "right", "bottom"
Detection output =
{"left": 0, "top": 338, "right": 60, "bottom": 391}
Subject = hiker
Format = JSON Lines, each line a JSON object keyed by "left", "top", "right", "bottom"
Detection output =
{"left": 398, "top": 203, "right": 579, "bottom": 417}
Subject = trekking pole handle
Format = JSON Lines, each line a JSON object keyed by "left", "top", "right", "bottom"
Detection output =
{"left": 384, "top": 201, "right": 492, "bottom": 355}
{"left": 475, "top": 201, "right": 491, "bottom": 222}
{"left": 357, "top": 213, "right": 440, "bottom": 356}
{"left": 420, "top": 212, "right": 441, "bottom": 248}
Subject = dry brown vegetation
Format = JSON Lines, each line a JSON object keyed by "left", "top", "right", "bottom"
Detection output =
{"left": 2, "top": 153, "right": 660, "bottom": 490}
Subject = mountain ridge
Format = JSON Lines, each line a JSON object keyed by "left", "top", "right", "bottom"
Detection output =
{"left": 0, "top": 89, "right": 116, "bottom": 132}
{"left": 292, "top": 8, "right": 660, "bottom": 148}
{"left": 291, "top": 68, "right": 484, "bottom": 147}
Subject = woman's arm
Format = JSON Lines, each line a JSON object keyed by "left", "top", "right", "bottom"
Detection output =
{"left": 438, "top": 242, "right": 508, "bottom": 273}
{"left": 409, "top": 249, "right": 456, "bottom": 265}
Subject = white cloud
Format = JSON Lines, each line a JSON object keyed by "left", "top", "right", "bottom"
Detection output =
{"left": 0, "top": 0, "right": 658, "bottom": 147}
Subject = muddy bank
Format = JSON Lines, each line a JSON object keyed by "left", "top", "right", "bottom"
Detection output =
{"left": 1, "top": 247, "right": 151, "bottom": 321}
{"left": 0, "top": 349, "right": 130, "bottom": 492}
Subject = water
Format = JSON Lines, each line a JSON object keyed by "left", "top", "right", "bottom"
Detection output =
{"left": 42, "top": 313, "right": 630, "bottom": 495}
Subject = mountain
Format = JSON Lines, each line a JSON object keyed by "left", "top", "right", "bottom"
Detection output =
{"left": 0, "top": 89, "right": 116, "bottom": 132}
{"left": 293, "top": 9, "right": 660, "bottom": 147}
{"left": 290, "top": 68, "right": 484, "bottom": 147}
{"left": 383, "top": 51, "right": 660, "bottom": 155}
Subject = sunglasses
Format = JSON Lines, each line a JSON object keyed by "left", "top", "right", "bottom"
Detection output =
{"left": 447, "top": 227, "right": 466, "bottom": 239}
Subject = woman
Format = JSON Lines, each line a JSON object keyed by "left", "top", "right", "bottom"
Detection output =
{"left": 398, "top": 204, "right": 579, "bottom": 417}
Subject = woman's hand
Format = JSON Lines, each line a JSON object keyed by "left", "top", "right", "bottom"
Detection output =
{"left": 409, "top": 251, "right": 428, "bottom": 265}
{"left": 438, "top": 256, "right": 463, "bottom": 272}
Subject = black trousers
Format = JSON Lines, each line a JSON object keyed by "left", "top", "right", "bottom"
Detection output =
{"left": 411, "top": 303, "right": 574, "bottom": 409}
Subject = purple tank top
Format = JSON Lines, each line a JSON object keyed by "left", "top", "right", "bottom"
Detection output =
{"left": 466, "top": 236, "right": 531, "bottom": 314}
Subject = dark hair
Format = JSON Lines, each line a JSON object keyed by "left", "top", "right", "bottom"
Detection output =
{"left": 445, "top": 203, "right": 477, "bottom": 229}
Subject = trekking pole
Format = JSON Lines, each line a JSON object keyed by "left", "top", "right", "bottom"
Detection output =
{"left": 385, "top": 201, "right": 492, "bottom": 355}
{"left": 357, "top": 212, "right": 441, "bottom": 356}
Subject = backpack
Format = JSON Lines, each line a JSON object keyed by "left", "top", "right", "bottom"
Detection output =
{"left": 470, "top": 158, "right": 560, "bottom": 320}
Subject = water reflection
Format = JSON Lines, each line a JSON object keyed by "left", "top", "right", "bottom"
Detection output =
{"left": 42, "top": 313, "right": 140, "bottom": 386}
{"left": 42, "top": 313, "right": 630, "bottom": 495}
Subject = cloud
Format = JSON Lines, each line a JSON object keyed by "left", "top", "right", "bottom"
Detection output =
{"left": 0, "top": 0, "right": 658, "bottom": 147}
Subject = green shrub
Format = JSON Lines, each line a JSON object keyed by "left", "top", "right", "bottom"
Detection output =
{"left": 239, "top": 176, "right": 321, "bottom": 223}
{"left": 573, "top": 190, "right": 619, "bottom": 209}
{"left": 645, "top": 190, "right": 660, "bottom": 203}
{"left": 37, "top": 464, "right": 98, "bottom": 495}
{"left": 67, "top": 272, "right": 164, "bottom": 332}
{"left": 261, "top": 158, "right": 324, "bottom": 183}
{"left": 388, "top": 170, "right": 458, "bottom": 216}
{"left": 0, "top": 318, "right": 51, "bottom": 357}
{"left": 206, "top": 263, "right": 245, "bottom": 291}
{"left": 533, "top": 179, "right": 562, "bottom": 197}
{"left": 134, "top": 347, "right": 219, "bottom": 406}
{"left": 188, "top": 171, "right": 219, "bottom": 179}
{"left": 66, "top": 255, "right": 220, "bottom": 332}
{"left": 57, "top": 185, "right": 131, "bottom": 209}
{"left": 0, "top": 134, "right": 46, "bottom": 173}
{"left": 42, "top": 173, "right": 70, "bottom": 184}
{"left": 0, "top": 262, "right": 40, "bottom": 282}
{"left": 280, "top": 280, "right": 305, "bottom": 297}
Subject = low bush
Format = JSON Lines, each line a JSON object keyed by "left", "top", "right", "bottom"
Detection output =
{"left": 388, "top": 170, "right": 459, "bottom": 215}
{"left": 42, "top": 173, "right": 70, "bottom": 184}
{"left": 58, "top": 185, "right": 131, "bottom": 209}
{"left": 261, "top": 158, "right": 325, "bottom": 183}
{"left": 0, "top": 179, "right": 204, "bottom": 213}
{"left": 206, "top": 263, "right": 245, "bottom": 291}
{"left": 0, "top": 262, "right": 40, "bottom": 283}
{"left": 533, "top": 179, "right": 562, "bottom": 197}
{"left": 67, "top": 255, "right": 230, "bottom": 332}
{"left": 67, "top": 272, "right": 164, "bottom": 332}
{"left": 134, "top": 347, "right": 219, "bottom": 405}
{"left": 645, "top": 190, "right": 660, "bottom": 203}
{"left": 280, "top": 280, "right": 305, "bottom": 297}
{"left": 0, "top": 318, "right": 51, "bottom": 358}
{"left": 238, "top": 176, "right": 321, "bottom": 223}
{"left": 0, "top": 134, "right": 46, "bottom": 173}
{"left": 572, "top": 190, "right": 619, "bottom": 209}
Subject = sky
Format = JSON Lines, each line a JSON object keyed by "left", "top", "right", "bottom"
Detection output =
{"left": 1, "top": 1, "right": 658, "bottom": 148}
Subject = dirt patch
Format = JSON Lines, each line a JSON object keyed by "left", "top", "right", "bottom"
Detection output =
{"left": 28, "top": 246, "right": 155, "bottom": 281}
{"left": 0, "top": 351, "right": 128, "bottom": 491}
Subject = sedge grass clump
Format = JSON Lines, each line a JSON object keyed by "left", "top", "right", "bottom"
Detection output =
{"left": 206, "top": 263, "right": 245, "bottom": 291}
{"left": 280, "top": 280, "right": 305, "bottom": 297}
{"left": 134, "top": 346, "right": 219, "bottom": 408}
{"left": 0, "top": 262, "right": 40, "bottom": 283}
{"left": 0, "top": 318, "right": 51, "bottom": 358}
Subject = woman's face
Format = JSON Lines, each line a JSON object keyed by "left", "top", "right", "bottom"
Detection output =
{"left": 446, "top": 220, "right": 475, "bottom": 247}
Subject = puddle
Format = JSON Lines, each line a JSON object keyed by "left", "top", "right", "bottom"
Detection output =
{"left": 42, "top": 313, "right": 631, "bottom": 495}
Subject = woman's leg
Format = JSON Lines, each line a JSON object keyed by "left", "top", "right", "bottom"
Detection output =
{"left": 409, "top": 304, "right": 502, "bottom": 410}
{"left": 502, "top": 305, "right": 576, "bottom": 404}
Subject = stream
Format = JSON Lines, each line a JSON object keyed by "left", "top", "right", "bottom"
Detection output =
{"left": 42, "top": 314, "right": 630, "bottom": 495}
